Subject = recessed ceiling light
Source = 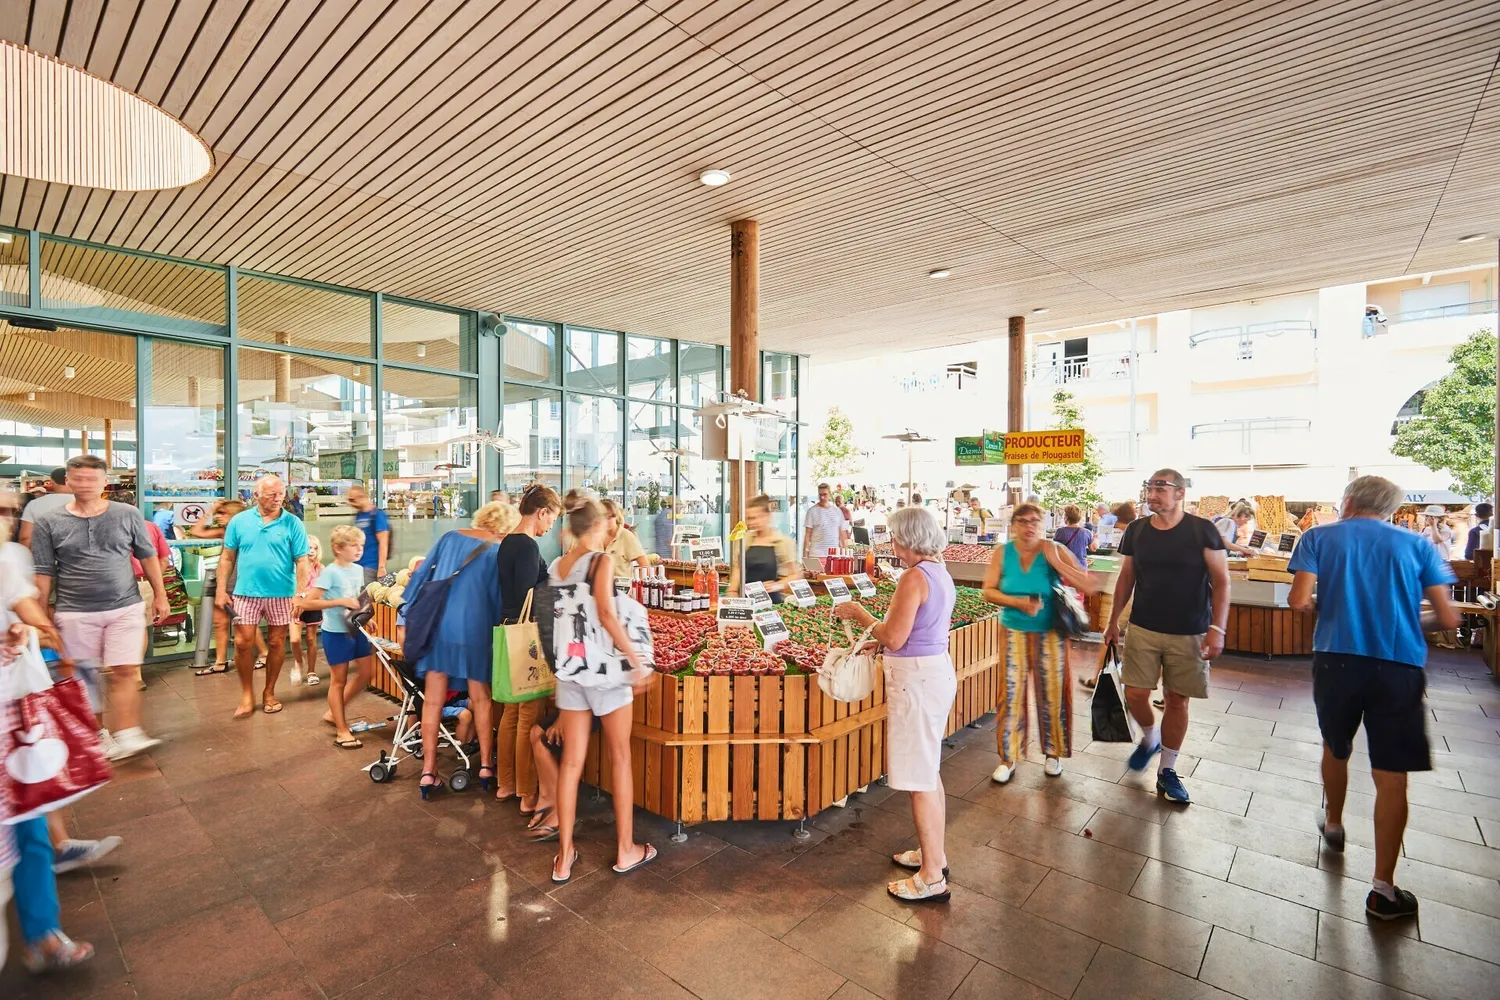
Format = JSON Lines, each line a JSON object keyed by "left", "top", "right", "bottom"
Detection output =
{"left": 26, "top": 391, "right": 34, "bottom": 401}
{"left": 699, "top": 169, "right": 731, "bottom": 187}
{"left": 1032, "top": 307, "right": 1049, "bottom": 315}
{"left": 416, "top": 343, "right": 427, "bottom": 359}
{"left": 63, "top": 365, "right": 75, "bottom": 379}
{"left": 1458, "top": 233, "right": 1489, "bottom": 243}
{"left": 928, "top": 269, "right": 950, "bottom": 279}
{"left": 0, "top": 234, "right": 12, "bottom": 244}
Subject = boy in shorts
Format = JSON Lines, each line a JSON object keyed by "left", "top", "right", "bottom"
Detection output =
{"left": 303, "top": 526, "right": 374, "bottom": 749}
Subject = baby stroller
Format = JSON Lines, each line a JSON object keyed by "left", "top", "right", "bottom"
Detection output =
{"left": 349, "top": 603, "right": 475, "bottom": 791}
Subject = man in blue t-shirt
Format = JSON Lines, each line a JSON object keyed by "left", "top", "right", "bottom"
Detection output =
{"left": 347, "top": 484, "right": 390, "bottom": 584}
{"left": 1288, "top": 475, "right": 1457, "bottom": 922}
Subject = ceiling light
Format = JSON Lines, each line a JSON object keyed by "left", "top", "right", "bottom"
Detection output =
{"left": 63, "top": 365, "right": 74, "bottom": 379}
{"left": 416, "top": 343, "right": 426, "bottom": 359}
{"left": 0, "top": 234, "right": 12, "bottom": 244}
{"left": 129, "top": 398, "right": 136, "bottom": 408}
{"left": 1458, "top": 233, "right": 1488, "bottom": 244}
{"left": 26, "top": 391, "right": 34, "bottom": 401}
{"left": 1032, "top": 307, "right": 1049, "bottom": 315}
{"left": 698, "top": 169, "right": 731, "bottom": 187}
{"left": 928, "top": 269, "right": 950, "bottom": 279}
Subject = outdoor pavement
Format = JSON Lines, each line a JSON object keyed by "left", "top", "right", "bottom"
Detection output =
{"left": 5, "top": 645, "right": 1500, "bottom": 1000}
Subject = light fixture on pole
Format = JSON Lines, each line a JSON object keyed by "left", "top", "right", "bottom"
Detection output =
{"left": 882, "top": 429, "right": 936, "bottom": 506}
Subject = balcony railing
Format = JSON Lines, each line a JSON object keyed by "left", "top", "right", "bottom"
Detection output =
{"left": 1365, "top": 299, "right": 1498, "bottom": 337}
{"left": 1027, "top": 351, "right": 1132, "bottom": 384}
{"left": 1188, "top": 320, "right": 1316, "bottom": 356}
{"left": 1190, "top": 417, "right": 1313, "bottom": 468}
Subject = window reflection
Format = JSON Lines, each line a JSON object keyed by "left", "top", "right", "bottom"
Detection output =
{"left": 565, "top": 327, "right": 619, "bottom": 394}
{"left": 381, "top": 368, "right": 478, "bottom": 565}
{"left": 566, "top": 393, "right": 622, "bottom": 504}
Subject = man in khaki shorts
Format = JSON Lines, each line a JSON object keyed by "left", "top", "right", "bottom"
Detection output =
{"left": 1102, "top": 469, "right": 1230, "bottom": 804}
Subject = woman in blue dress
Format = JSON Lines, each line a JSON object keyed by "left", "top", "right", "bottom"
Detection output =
{"left": 398, "top": 506, "right": 507, "bottom": 797}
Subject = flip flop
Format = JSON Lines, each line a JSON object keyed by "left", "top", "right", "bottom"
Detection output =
{"left": 526, "top": 805, "right": 556, "bottom": 831}
{"left": 526, "top": 824, "right": 560, "bottom": 842}
{"left": 262, "top": 702, "right": 283, "bottom": 715}
{"left": 612, "top": 843, "right": 658, "bottom": 875}
{"left": 552, "top": 849, "right": 579, "bottom": 884}
{"left": 333, "top": 736, "right": 363, "bottom": 749}
{"left": 194, "top": 663, "right": 229, "bottom": 676}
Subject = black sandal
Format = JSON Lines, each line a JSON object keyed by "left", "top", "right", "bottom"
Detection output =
{"left": 194, "top": 663, "right": 229, "bottom": 676}
{"left": 419, "top": 771, "right": 445, "bottom": 801}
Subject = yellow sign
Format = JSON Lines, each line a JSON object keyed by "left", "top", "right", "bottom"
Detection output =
{"left": 1004, "top": 429, "right": 1085, "bottom": 464}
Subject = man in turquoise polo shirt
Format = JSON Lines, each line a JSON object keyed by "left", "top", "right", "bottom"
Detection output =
{"left": 215, "top": 475, "right": 310, "bottom": 719}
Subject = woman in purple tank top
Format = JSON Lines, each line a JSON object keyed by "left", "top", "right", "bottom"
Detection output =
{"left": 833, "top": 506, "right": 956, "bottom": 905}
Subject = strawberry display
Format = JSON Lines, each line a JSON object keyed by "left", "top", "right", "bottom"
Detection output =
{"left": 692, "top": 628, "right": 786, "bottom": 676}
{"left": 647, "top": 611, "right": 715, "bottom": 673}
{"left": 778, "top": 641, "right": 825, "bottom": 672}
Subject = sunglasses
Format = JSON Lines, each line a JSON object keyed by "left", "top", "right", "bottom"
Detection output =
{"left": 1142, "top": 479, "right": 1182, "bottom": 490}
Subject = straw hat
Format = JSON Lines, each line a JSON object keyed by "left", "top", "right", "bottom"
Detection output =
{"left": 1421, "top": 504, "right": 1447, "bottom": 517}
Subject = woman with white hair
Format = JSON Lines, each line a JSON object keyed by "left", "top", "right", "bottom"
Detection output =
{"left": 833, "top": 505, "right": 956, "bottom": 904}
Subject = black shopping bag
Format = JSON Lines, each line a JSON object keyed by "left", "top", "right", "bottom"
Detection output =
{"left": 1090, "top": 642, "right": 1139, "bottom": 743}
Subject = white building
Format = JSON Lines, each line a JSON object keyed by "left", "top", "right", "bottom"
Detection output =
{"left": 808, "top": 265, "right": 1499, "bottom": 506}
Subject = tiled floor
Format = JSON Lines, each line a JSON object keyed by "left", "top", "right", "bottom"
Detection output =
{"left": 6, "top": 647, "right": 1500, "bottom": 1000}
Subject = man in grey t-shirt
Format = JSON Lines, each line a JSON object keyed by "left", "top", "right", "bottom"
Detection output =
{"left": 17, "top": 467, "right": 71, "bottom": 548}
{"left": 32, "top": 455, "right": 168, "bottom": 761}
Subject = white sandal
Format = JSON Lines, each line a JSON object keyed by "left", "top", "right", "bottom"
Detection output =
{"left": 892, "top": 849, "right": 949, "bottom": 878}
{"left": 887, "top": 872, "right": 950, "bottom": 904}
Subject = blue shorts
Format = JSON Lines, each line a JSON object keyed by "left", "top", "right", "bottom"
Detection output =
{"left": 441, "top": 697, "right": 471, "bottom": 721}
{"left": 320, "top": 629, "right": 372, "bottom": 665}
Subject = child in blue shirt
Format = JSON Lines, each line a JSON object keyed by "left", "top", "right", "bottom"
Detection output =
{"left": 303, "top": 526, "right": 373, "bottom": 749}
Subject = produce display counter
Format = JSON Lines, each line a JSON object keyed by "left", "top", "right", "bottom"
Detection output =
{"left": 1223, "top": 570, "right": 1315, "bottom": 656}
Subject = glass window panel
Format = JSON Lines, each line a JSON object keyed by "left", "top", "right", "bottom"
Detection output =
{"left": 761, "top": 421, "right": 797, "bottom": 538}
{"left": 677, "top": 408, "right": 724, "bottom": 547}
{"left": 566, "top": 393, "right": 622, "bottom": 504}
{"left": 627, "top": 335, "right": 673, "bottom": 402}
{"left": 626, "top": 401, "right": 679, "bottom": 556}
{"left": 38, "top": 239, "right": 226, "bottom": 335}
{"left": 678, "top": 341, "right": 719, "bottom": 408}
{"left": 381, "top": 369, "right": 479, "bottom": 566}
{"left": 762, "top": 352, "right": 797, "bottom": 417}
{"left": 236, "top": 273, "right": 373, "bottom": 355}
{"left": 382, "top": 300, "right": 476, "bottom": 372}
{"left": 0, "top": 230, "right": 27, "bottom": 307}
{"left": 502, "top": 383, "right": 562, "bottom": 497}
{"left": 236, "top": 348, "right": 375, "bottom": 509}
{"left": 504, "top": 320, "right": 557, "bottom": 383}
{"left": 565, "top": 327, "right": 620, "bottom": 394}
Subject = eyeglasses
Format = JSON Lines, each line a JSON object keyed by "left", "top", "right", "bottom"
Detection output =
{"left": 1142, "top": 479, "right": 1181, "bottom": 490}
{"left": 1013, "top": 517, "right": 1042, "bottom": 526}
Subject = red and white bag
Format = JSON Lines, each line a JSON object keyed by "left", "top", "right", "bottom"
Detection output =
{"left": 0, "top": 629, "right": 111, "bottom": 824}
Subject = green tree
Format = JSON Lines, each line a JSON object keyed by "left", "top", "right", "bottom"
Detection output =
{"left": 1392, "top": 328, "right": 1495, "bottom": 496}
{"left": 809, "top": 405, "right": 861, "bottom": 481}
{"left": 1031, "top": 389, "right": 1105, "bottom": 510}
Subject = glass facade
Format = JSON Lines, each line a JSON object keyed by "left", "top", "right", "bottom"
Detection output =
{"left": 0, "top": 224, "right": 804, "bottom": 662}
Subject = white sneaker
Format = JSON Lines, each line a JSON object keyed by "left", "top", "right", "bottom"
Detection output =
{"left": 1045, "top": 756, "right": 1063, "bottom": 777}
{"left": 290, "top": 665, "right": 303, "bottom": 685}
{"left": 108, "top": 728, "right": 162, "bottom": 761}
{"left": 98, "top": 729, "right": 120, "bottom": 759}
{"left": 52, "top": 836, "right": 122, "bottom": 874}
{"left": 991, "top": 763, "right": 1014, "bottom": 784}
{"left": 306, "top": 672, "right": 321, "bottom": 686}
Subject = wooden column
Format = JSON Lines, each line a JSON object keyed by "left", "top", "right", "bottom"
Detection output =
{"left": 80, "top": 428, "right": 89, "bottom": 455}
{"left": 103, "top": 418, "right": 113, "bottom": 467}
{"left": 275, "top": 332, "right": 291, "bottom": 403}
{"left": 1007, "top": 314, "right": 1026, "bottom": 506}
{"left": 729, "top": 219, "right": 759, "bottom": 526}
{"left": 186, "top": 376, "right": 200, "bottom": 408}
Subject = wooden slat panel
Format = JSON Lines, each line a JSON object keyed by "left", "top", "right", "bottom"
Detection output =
{"left": 705, "top": 675, "right": 731, "bottom": 822}
{"left": 731, "top": 675, "right": 757, "bottom": 821}
{"left": 679, "top": 676, "right": 705, "bottom": 824}
{"left": 757, "top": 676, "right": 781, "bottom": 820}
{"left": 782, "top": 676, "right": 806, "bottom": 819}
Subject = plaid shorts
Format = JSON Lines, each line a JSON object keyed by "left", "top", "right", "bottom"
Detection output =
{"left": 232, "top": 596, "right": 295, "bottom": 628}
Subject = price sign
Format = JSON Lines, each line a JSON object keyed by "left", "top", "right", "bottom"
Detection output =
{"left": 716, "top": 597, "right": 755, "bottom": 631}
{"left": 947, "top": 524, "right": 965, "bottom": 543}
{"left": 871, "top": 524, "right": 890, "bottom": 545}
{"left": 1247, "top": 529, "right": 1268, "bottom": 551}
{"left": 754, "top": 610, "right": 789, "bottom": 649}
{"left": 850, "top": 573, "right": 878, "bottom": 598}
{"left": 671, "top": 524, "right": 703, "bottom": 546}
{"left": 743, "top": 581, "right": 773, "bottom": 609}
{"left": 691, "top": 537, "right": 723, "bottom": 561}
{"left": 824, "top": 577, "right": 852, "bottom": 605}
{"left": 787, "top": 578, "right": 817, "bottom": 608}
{"left": 1276, "top": 532, "right": 1298, "bottom": 555}
{"left": 962, "top": 520, "right": 980, "bottom": 545}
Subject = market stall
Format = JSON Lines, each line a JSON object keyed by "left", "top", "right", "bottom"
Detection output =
{"left": 365, "top": 581, "right": 1005, "bottom": 825}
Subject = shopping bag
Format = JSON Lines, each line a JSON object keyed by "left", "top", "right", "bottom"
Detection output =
{"left": 1090, "top": 641, "right": 1139, "bottom": 743}
{"left": 548, "top": 553, "right": 655, "bottom": 688}
{"left": 0, "top": 630, "right": 112, "bottom": 824}
{"left": 493, "top": 590, "right": 554, "bottom": 703}
{"left": 818, "top": 621, "right": 879, "bottom": 703}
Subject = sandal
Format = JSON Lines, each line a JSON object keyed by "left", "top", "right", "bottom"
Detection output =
{"left": 526, "top": 822, "right": 560, "bottom": 842}
{"left": 887, "top": 872, "right": 950, "bottom": 904}
{"left": 419, "top": 771, "right": 445, "bottom": 801}
{"left": 306, "top": 673, "right": 321, "bottom": 686}
{"left": 612, "top": 843, "right": 658, "bottom": 875}
{"left": 254, "top": 659, "right": 266, "bottom": 671}
{"left": 892, "top": 849, "right": 950, "bottom": 879}
{"left": 552, "top": 849, "right": 580, "bottom": 884}
{"left": 333, "top": 736, "right": 363, "bottom": 750}
{"left": 262, "top": 701, "right": 283, "bottom": 715}
{"left": 478, "top": 766, "right": 495, "bottom": 794}
{"left": 526, "top": 805, "right": 556, "bottom": 831}
{"left": 194, "top": 663, "right": 229, "bottom": 676}
{"left": 22, "top": 931, "right": 95, "bottom": 973}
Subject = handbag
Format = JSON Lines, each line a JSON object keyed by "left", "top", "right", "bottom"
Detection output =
{"left": 1049, "top": 542, "right": 1089, "bottom": 639}
{"left": 1, "top": 629, "right": 112, "bottom": 824}
{"left": 1089, "top": 641, "right": 1140, "bottom": 743}
{"left": 818, "top": 621, "right": 879, "bottom": 703}
{"left": 399, "top": 537, "right": 494, "bottom": 663}
{"left": 493, "top": 589, "right": 554, "bottom": 703}
{"left": 548, "top": 553, "right": 655, "bottom": 689}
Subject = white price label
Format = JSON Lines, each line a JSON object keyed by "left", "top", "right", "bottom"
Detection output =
{"left": 871, "top": 525, "right": 890, "bottom": 545}
{"left": 691, "top": 537, "right": 724, "bottom": 561}
{"left": 754, "top": 610, "right": 789, "bottom": 649}
{"left": 742, "top": 581, "right": 773, "bottom": 608}
{"left": 671, "top": 524, "right": 703, "bottom": 546}
{"left": 716, "top": 597, "right": 755, "bottom": 631}
{"left": 850, "top": 573, "right": 877, "bottom": 598}
{"left": 787, "top": 578, "right": 817, "bottom": 608}
{"left": 962, "top": 520, "right": 980, "bottom": 544}
{"left": 824, "top": 577, "right": 852, "bottom": 605}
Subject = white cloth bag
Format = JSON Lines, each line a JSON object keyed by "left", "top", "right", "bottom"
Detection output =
{"left": 818, "top": 621, "right": 879, "bottom": 702}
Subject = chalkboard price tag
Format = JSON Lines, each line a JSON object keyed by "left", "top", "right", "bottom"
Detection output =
{"left": 743, "top": 581, "right": 773, "bottom": 609}
{"left": 691, "top": 537, "right": 724, "bottom": 561}
{"left": 1276, "top": 532, "right": 1297, "bottom": 555}
{"left": 850, "top": 573, "right": 878, "bottom": 598}
{"left": 1247, "top": 529, "right": 1268, "bottom": 551}
{"left": 754, "top": 610, "right": 789, "bottom": 649}
{"left": 787, "top": 578, "right": 817, "bottom": 608}
{"left": 716, "top": 598, "right": 755, "bottom": 631}
{"left": 824, "top": 577, "right": 852, "bottom": 605}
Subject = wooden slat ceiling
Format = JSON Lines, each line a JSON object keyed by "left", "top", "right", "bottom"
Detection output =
{"left": 1, "top": 1, "right": 1498, "bottom": 360}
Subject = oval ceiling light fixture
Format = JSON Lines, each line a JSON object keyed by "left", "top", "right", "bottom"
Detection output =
{"left": 1032, "top": 307, "right": 1049, "bottom": 315}
{"left": 1457, "top": 233, "right": 1489, "bottom": 243}
{"left": 0, "top": 40, "right": 213, "bottom": 191}
{"left": 698, "top": 168, "right": 731, "bottom": 187}
{"left": 928, "top": 268, "right": 951, "bottom": 279}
